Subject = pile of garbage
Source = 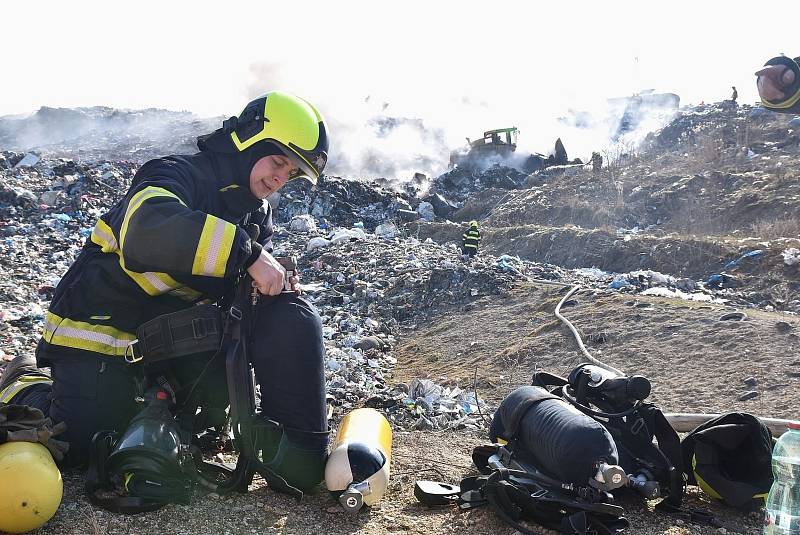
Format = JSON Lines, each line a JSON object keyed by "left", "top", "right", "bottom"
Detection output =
{"left": 3, "top": 144, "right": 792, "bottom": 430}
{"left": 0, "top": 107, "right": 218, "bottom": 162}
{"left": 645, "top": 101, "right": 800, "bottom": 158}
{"left": 578, "top": 267, "right": 723, "bottom": 304}
{"left": 276, "top": 174, "right": 417, "bottom": 230}
{"left": 383, "top": 378, "right": 489, "bottom": 431}
{"left": 436, "top": 164, "right": 528, "bottom": 201}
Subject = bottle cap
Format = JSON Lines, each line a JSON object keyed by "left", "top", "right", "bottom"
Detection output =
{"left": 788, "top": 422, "right": 800, "bottom": 431}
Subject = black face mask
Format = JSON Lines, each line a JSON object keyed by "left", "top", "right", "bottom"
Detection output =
{"left": 230, "top": 142, "right": 285, "bottom": 188}
{"left": 200, "top": 141, "right": 285, "bottom": 216}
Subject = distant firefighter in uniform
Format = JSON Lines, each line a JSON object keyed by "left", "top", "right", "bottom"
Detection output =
{"left": 591, "top": 151, "right": 603, "bottom": 172}
{"left": 462, "top": 220, "right": 481, "bottom": 257}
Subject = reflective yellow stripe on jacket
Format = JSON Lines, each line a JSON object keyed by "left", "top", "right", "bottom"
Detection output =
{"left": 463, "top": 229, "right": 481, "bottom": 250}
{"left": 0, "top": 376, "right": 53, "bottom": 403}
{"left": 117, "top": 185, "right": 238, "bottom": 279}
{"left": 43, "top": 311, "right": 136, "bottom": 357}
{"left": 192, "top": 214, "right": 237, "bottom": 277}
{"left": 92, "top": 206, "right": 202, "bottom": 301}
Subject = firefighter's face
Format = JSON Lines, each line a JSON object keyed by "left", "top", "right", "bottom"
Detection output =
{"left": 249, "top": 155, "right": 298, "bottom": 199}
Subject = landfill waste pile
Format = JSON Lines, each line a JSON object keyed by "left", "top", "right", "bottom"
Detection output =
{"left": 6, "top": 147, "right": 750, "bottom": 433}
{"left": 276, "top": 174, "right": 419, "bottom": 230}
{"left": 0, "top": 106, "right": 219, "bottom": 162}
{"left": 434, "top": 164, "right": 529, "bottom": 203}
{"left": 244, "top": 215, "right": 584, "bottom": 429}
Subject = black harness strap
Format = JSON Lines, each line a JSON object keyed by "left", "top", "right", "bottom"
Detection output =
{"left": 220, "top": 279, "right": 304, "bottom": 499}
{"left": 132, "top": 305, "right": 223, "bottom": 364}
{"left": 458, "top": 467, "right": 628, "bottom": 535}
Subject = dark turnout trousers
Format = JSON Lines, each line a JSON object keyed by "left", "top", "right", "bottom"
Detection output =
{"left": 14, "top": 294, "right": 328, "bottom": 480}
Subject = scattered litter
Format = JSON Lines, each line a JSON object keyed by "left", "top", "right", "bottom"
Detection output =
{"left": 375, "top": 222, "right": 399, "bottom": 239}
{"left": 608, "top": 269, "right": 674, "bottom": 290}
{"left": 13, "top": 152, "right": 40, "bottom": 168}
{"left": 575, "top": 267, "right": 609, "bottom": 280}
{"left": 306, "top": 237, "right": 331, "bottom": 252}
{"left": 783, "top": 248, "right": 800, "bottom": 267}
{"left": 738, "top": 391, "right": 759, "bottom": 402}
{"left": 417, "top": 201, "right": 435, "bottom": 222}
{"left": 641, "top": 287, "right": 723, "bottom": 303}
{"left": 609, "top": 276, "right": 631, "bottom": 289}
{"left": 706, "top": 273, "right": 740, "bottom": 290}
{"left": 719, "top": 312, "right": 747, "bottom": 322}
{"left": 724, "top": 249, "right": 763, "bottom": 270}
{"left": 289, "top": 214, "right": 316, "bottom": 233}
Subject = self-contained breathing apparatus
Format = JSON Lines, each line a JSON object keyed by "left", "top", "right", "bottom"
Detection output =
{"left": 533, "top": 364, "right": 685, "bottom": 508}
{"left": 416, "top": 363, "right": 715, "bottom": 535}
{"left": 85, "top": 251, "right": 323, "bottom": 512}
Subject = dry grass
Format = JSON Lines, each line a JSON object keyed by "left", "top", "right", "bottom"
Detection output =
{"left": 750, "top": 218, "right": 800, "bottom": 240}
{"left": 79, "top": 505, "right": 101, "bottom": 535}
{"left": 694, "top": 132, "right": 725, "bottom": 165}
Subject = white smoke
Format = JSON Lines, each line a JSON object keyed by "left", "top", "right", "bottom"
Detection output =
{"left": 244, "top": 58, "right": 678, "bottom": 181}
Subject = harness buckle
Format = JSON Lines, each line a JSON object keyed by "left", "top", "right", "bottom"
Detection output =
{"left": 191, "top": 318, "right": 207, "bottom": 339}
{"left": 229, "top": 306, "right": 242, "bottom": 321}
{"left": 125, "top": 339, "right": 143, "bottom": 364}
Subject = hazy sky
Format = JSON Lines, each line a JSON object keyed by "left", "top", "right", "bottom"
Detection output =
{"left": 2, "top": 0, "right": 798, "bottom": 176}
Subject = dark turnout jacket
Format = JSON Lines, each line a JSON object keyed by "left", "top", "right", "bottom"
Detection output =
{"left": 462, "top": 225, "right": 481, "bottom": 252}
{"left": 37, "top": 152, "right": 272, "bottom": 365}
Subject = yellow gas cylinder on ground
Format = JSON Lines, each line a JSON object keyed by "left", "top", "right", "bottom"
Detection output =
{"left": 325, "top": 407, "right": 392, "bottom": 513}
{"left": 0, "top": 441, "right": 63, "bottom": 533}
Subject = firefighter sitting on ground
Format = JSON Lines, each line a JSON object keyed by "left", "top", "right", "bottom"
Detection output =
{"left": 462, "top": 220, "right": 481, "bottom": 257}
{"left": 0, "top": 91, "right": 330, "bottom": 492}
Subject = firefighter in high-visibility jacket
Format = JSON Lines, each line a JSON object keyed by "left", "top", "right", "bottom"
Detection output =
{"left": 0, "top": 92, "right": 330, "bottom": 489}
{"left": 462, "top": 220, "right": 481, "bottom": 257}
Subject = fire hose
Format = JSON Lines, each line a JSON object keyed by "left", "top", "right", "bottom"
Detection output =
{"left": 532, "top": 279, "right": 799, "bottom": 436}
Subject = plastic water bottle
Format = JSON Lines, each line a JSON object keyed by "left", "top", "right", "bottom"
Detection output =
{"left": 765, "top": 423, "right": 800, "bottom": 534}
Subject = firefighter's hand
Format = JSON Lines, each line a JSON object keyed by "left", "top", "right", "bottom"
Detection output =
{"left": 756, "top": 64, "right": 796, "bottom": 101}
{"left": 288, "top": 272, "right": 302, "bottom": 296}
{"left": 247, "top": 250, "right": 286, "bottom": 296}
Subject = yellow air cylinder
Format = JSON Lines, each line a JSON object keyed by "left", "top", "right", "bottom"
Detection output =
{"left": 325, "top": 408, "right": 392, "bottom": 513}
{"left": 0, "top": 441, "right": 63, "bottom": 533}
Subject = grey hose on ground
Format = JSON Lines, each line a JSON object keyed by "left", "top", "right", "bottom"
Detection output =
{"left": 529, "top": 279, "right": 799, "bottom": 436}
{"left": 529, "top": 278, "right": 624, "bottom": 375}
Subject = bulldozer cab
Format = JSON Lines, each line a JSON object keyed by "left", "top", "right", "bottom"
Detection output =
{"left": 470, "top": 127, "right": 518, "bottom": 149}
{"left": 451, "top": 127, "right": 519, "bottom": 169}
{"left": 484, "top": 127, "right": 518, "bottom": 147}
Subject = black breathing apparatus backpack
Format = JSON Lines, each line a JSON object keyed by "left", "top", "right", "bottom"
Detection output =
{"left": 444, "top": 364, "right": 719, "bottom": 535}
{"left": 531, "top": 365, "right": 686, "bottom": 511}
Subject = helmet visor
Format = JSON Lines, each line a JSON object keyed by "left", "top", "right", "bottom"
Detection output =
{"left": 286, "top": 155, "right": 320, "bottom": 185}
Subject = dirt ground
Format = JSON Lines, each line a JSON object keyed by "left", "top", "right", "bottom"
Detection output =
{"left": 29, "top": 430, "right": 765, "bottom": 535}
{"left": 395, "top": 281, "right": 800, "bottom": 419}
